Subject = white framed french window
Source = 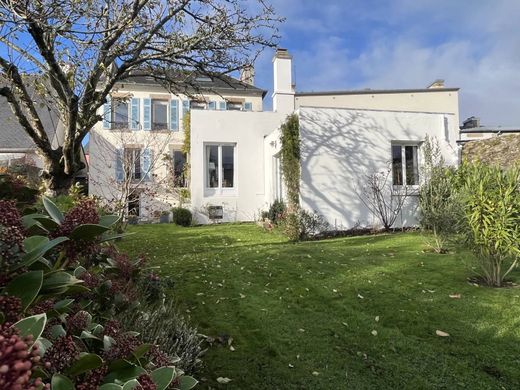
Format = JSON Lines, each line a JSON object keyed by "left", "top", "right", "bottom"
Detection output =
{"left": 204, "top": 143, "right": 237, "bottom": 196}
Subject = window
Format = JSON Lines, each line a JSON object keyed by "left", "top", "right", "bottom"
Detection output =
{"left": 113, "top": 99, "right": 129, "bottom": 129}
{"left": 392, "top": 144, "right": 419, "bottom": 186}
{"left": 226, "top": 101, "right": 243, "bottom": 111}
{"left": 124, "top": 148, "right": 141, "bottom": 180}
{"left": 190, "top": 100, "right": 206, "bottom": 110}
{"left": 152, "top": 99, "right": 168, "bottom": 130}
{"left": 205, "top": 144, "right": 235, "bottom": 190}
{"left": 173, "top": 150, "right": 187, "bottom": 187}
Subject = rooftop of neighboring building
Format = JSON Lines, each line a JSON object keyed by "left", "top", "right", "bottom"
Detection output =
{"left": 460, "top": 116, "right": 520, "bottom": 133}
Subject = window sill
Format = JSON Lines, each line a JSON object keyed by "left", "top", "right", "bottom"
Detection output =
{"left": 204, "top": 187, "right": 237, "bottom": 197}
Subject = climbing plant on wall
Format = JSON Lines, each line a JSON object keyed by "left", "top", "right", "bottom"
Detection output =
{"left": 181, "top": 111, "right": 191, "bottom": 197}
{"left": 280, "top": 114, "right": 301, "bottom": 240}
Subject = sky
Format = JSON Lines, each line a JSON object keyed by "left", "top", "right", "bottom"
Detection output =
{"left": 252, "top": 0, "right": 520, "bottom": 126}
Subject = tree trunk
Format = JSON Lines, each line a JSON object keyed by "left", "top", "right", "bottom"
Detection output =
{"left": 41, "top": 156, "right": 76, "bottom": 197}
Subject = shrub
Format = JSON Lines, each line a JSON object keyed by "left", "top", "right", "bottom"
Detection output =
{"left": 117, "top": 300, "right": 203, "bottom": 374}
{"left": 298, "top": 209, "right": 330, "bottom": 239}
{"left": 419, "top": 136, "right": 461, "bottom": 253}
{"left": 172, "top": 207, "right": 192, "bottom": 227}
{"left": 459, "top": 163, "right": 520, "bottom": 286}
{"left": 267, "top": 199, "right": 286, "bottom": 224}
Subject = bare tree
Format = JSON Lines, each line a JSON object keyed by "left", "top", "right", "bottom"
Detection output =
{"left": 0, "top": 0, "right": 281, "bottom": 195}
{"left": 356, "top": 167, "right": 410, "bottom": 231}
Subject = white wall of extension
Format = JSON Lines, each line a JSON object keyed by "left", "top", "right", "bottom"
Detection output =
{"left": 297, "top": 106, "right": 460, "bottom": 230}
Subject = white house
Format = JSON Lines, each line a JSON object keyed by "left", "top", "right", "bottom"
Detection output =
{"left": 89, "top": 48, "right": 460, "bottom": 229}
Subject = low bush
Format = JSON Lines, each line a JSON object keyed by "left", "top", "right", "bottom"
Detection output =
{"left": 282, "top": 209, "right": 330, "bottom": 241}
{"left": 267, "top": 199, "right": 286, "bottom": 224}
{"left": 172, "top": 207, "right": 192, "bottom": 227}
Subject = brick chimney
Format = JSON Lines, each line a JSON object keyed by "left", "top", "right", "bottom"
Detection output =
{"left": 272, "top": 48, "right": 295, "bottom": 114}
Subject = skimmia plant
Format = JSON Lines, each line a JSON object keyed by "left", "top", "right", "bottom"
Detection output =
{"left": 0, "top": 191, "right": 198, "bottom": 389}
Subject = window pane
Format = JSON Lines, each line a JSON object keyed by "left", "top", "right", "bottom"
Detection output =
{"left": 124, "top": 149, "right": 141, "bottom": 180}
{"left": 392, "top": 145, "right": 403, "bottom": 185}
{"left": 114, "top": 101, "right": 128, "bottom": 127}
{"left": 173, "top": 151, "right": 186, "bottom": 187}
{"left": 206, "top": 145, "right": 219, "bottom": 188}
{"left": 405, "top": 146, "right": 419, "bottom": 185}
{"left": 222, "top": 145, "right": 234, "bottom": 188}
{"left": 152, "top": 100, "right": 168, "bottom": 129}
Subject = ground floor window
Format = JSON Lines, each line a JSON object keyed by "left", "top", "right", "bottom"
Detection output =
{"left": 205, "top": 144, "right": 236, "bottom": 190}
{"left": 173, "top": 150, "right": 187, "bottom": 187}
{"left": 392, "top": 144, "right": 419, "bottom": 186}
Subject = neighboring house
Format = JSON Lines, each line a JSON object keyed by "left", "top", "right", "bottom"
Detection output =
{"left": 90, "top": 48, "right": 460, "bottom": 229}
{"left": 459, "top": 116, "right": 520, "bottom": 142}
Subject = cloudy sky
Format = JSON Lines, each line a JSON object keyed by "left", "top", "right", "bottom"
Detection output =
{"left": 252, "top": 0, "right": 520, "bottom": 126}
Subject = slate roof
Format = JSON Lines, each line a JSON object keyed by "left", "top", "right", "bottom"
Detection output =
{"left": 0, "top": 83, "right": 59, "bottom": 151}
{"left": 118, "top": 70, "right": 267, "bottom": 97}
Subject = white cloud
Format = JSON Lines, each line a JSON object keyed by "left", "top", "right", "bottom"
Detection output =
{"left": 256, "top": 0, "right": 520, "bottom": 125}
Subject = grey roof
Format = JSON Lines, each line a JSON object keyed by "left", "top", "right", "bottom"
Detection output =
{"left": 0, "top": 82, "right": 59, "bottom": 151}
{"left": 295, "top": 87, "right": 459, "bottom": 97}
{"left": 118, "top": 71, "right": 267, "bottom": 98}
{"left": 460, "top": 126, "right": 520, "bottom": 133}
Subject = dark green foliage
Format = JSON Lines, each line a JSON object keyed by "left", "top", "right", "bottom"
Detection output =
{"left": 267, "top": 199, "right": 286, "bottom": 224}
{"left": 280, "top": 114, "right": 300, "bottom": 211}
{"left": 171, "top": 207, "right": 192, "bottom": 227}
{"left": 0, "top": 174, "right": 39, "bottom": 207}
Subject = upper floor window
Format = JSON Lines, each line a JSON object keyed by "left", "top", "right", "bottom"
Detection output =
{"left": 152, "top": 99, "right": 168, "bottom": 130}
{"left": 113, "top": 99, "right": 129, "bottom": 129}
{"left": 190, "top": 100, "right": 206, "bottom": 110}
{"left": 392, "top": 144, "right": 419, "bottom": 186}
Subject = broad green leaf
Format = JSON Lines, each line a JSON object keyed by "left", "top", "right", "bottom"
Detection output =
{"left": 100, "top": 232, "right": 135, "bottom": 243}
{"left": 49, "top": 324, "right": 67, "bottom": 340}
{"left": 74, "top": 266, "right": 87, "bottom": 277}
{"left": 15, "top": 237, "right": 69, "bottom": 270}
{"left": 99, "top": 215, "right": 120, "bottom": 227}
{"left": 34, "top": 337, "right": 52, "bottom": 357}
{"left": 69, "top": 224, "right": 110, "bottom": 241}
{"left": 178, "top": 375, "right": 198, "bottom": 390}
{"left": 43, "top": 196, "right": 64, "bottom": 223}
{"left": 151, "top": 366, "right": 176, "bottom": 390}
{"left": 51, "top": 374, "right": 74, "bottom": 390}
{"left": 32, "top": 215, "right": 60, "bottom": 230}
{"left": 5, "top": 270, "right": 43, "bottom": 310}
{"left": 122, "top": 379, "right": 139, "bottom": 390}
{"left": 132, "top": 343, "right": 152, "bottom": 360}
{"left": 23, "top": 236, "right": 48, "bottom": 252}
{"left": 66, "top": 353, "right": 103, "bottom": 377}
{"left": 53, "top": 299, "right": 75, "bottom": 312}
{"left": 99, "top": 385, "right": 123, "bottom": 390}
{"left": 103, "top": 335, "right": 115, "bottom": 352}
{"left": 80, "top": 330, "right": 100, "bottom": 340}
{"left": 42, "top": 271, "right": 83, "bottom": 292}
{"left": 12, "top": 313, "right": 47, "bottom": 340}
{"left": 103, "top": 364, "right": 146, "bottom": 384}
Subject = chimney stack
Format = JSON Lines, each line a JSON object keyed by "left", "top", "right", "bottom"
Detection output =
{"left": 427, "top": 79, "right": 445, "bottom": 89}
{"left": 462, "top": 116, "right": 480, "bottom": 129}
{"left": 272, "top": 48, "right": 295, "bottom": 114}
{"left": 240, "top": 64, "right": 255, "bottom": 85}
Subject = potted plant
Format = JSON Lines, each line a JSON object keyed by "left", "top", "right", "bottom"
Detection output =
{"left": 160, "top": 210, "right": 170, "bottom": 224}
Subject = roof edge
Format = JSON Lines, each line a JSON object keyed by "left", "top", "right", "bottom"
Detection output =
{"left": 295, "top": 87, "right": 460, "bottom": 97}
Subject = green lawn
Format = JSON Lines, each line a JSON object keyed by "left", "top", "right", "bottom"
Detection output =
{"left": 119, "top": 224, "right": 520, "bottom": 389}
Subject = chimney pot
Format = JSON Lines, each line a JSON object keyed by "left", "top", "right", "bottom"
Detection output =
{"left": 240, "top": 64, "right": 255, "bottom": 86}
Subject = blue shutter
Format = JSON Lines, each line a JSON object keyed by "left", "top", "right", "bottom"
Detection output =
{"left": 130, "top": 98, "right": 140, "bottom": 130}
{"left": 142, "top": 148, "right": 152, "bottom": 181}
{"left": 170, "top": 100, "right": 179, "bottom": 131}
{"left": 115, "top": 148, "right": 123, "bottom": 182}
{"left": 103, "top": 96, "right": 111, "bottom": 129}
{"left": 182, "top": 100, "right": 190, "bottom": 115}
{"left": 244, "top": 102, "right": 252, "bottom": 111}
{"left": 143, "top": 98, "right": 151, "bottom": 130}
{"left": 219, "top": 101, "right": 227, "bottom": 111}
{"left": 208, "top": 101, "right": 216, "bottom": 110}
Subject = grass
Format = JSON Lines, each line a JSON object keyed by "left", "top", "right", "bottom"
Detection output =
{"left": 119, "top": 223, "right": 520, "bottom": 389}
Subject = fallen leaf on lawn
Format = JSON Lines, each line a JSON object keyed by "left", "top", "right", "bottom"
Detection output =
{"left": 332, "top": 289, "right": 338, "bottom": 293}
{"left": 449, "top": 294, "right": 461, "bottom": 299}
{"left": 312, "top": 371, "right": 319, "bottom": 376}
{"left": 216, "top": 377, "right": 232, "bottom": 384}
{"left": 342, "top": 322, "right": 348, "bottom": 327}
{"left": 436, "top": 330, "right": 450, "bottom": 337}
{"left": 357, "top": 294, "right": 364, "bottom": 299}
{"left": 298, "top": 328, "right": 305, "bottom": 333}
{"left": 239, "top": 293, "right": 246, "bottom": 299}
{"left": 371, "top": 330, "right": 378, "bottom": 336}
{"left": 229, "top": 345, "right": 235, "bottom": 352}
{"left": 375, "top": 316, "right": 379, "bottom": 322}
{"left": 288, "top": 363, "right": 294, "bottom": 368}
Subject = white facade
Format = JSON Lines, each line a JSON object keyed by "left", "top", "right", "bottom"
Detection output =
{"left": 89, "top": 48, "right": 461, "bottom": 228}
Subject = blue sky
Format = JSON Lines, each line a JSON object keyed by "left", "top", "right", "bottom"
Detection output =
{"left": 252, "top": 0, "right": 520, "bottom": 126}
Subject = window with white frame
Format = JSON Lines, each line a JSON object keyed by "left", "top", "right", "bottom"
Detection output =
{"left": 152, "top": 99, "right": 168, "bottom": 130}
{"left": 205, "top": 144, "right": 236, "bottom": 190}
{"left": 391, "top": 144, "right": 419, "bottom": 186}
{"left": 124, "top": 148, "right": 141, "bottom": 180}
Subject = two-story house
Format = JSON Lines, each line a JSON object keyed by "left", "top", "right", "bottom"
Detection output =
{"left": 90, "top": 48, "right": 461, "bottom": 229}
